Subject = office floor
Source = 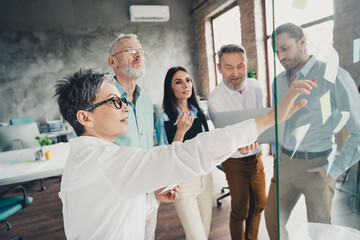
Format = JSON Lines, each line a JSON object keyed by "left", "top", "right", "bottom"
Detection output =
{"left": 0, "top": 177, "right": 65, "bottom": 240}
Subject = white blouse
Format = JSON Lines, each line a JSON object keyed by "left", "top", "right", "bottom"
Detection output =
{"left": 59, "top": 119, "right": 258, "bottom": 240}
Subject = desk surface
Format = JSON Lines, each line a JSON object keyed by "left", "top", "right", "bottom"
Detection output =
{"left": 0, "top": 142, "right": 70, "bottom": 186}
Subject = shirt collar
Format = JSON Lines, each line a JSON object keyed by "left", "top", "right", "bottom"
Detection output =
{"left": 113, "top": 76, "right": 142, "bottom": 99}
{"left": 286, "top": 55, "right": 317, "bottom": 79}
{"left": 176, "top": 103, "right": 198, "bottom": 116}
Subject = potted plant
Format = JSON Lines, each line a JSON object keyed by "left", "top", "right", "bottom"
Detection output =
{"left": 35, "top": 136, "right": 53, "bottom": 146}
{"left": 247, "top": 71, "right": 257, "bottom": 79}
{"left": 35, "top": 136, "right": 53, "bottom": 160}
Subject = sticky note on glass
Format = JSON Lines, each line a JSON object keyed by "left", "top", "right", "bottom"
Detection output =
{"left": 324, "top": 47, "right": 339, "bottom": 84}
{"left": 326, "top": 144, "right": 337, "bottom": 176}
{"left": 292, "top": 0, "right": 308, "bottom": 9}
{"left": 354, "top": 38, "right": 360, "bottom": 63}
{"left": 320, "top": 90, "right": 331, "bottom": 124}
{"left": 333, "top": 111, "right": 350, "bottom": 133}
{"left": 291, "top": 124, "right": 310, "bottom": 159}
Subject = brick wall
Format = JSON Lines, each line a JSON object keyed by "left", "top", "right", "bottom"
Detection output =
{"left": 239, "top": 0, "right": 268, "bottom": 106}
{"left": 192, "top": 0, "right": 233, "bottom": 97}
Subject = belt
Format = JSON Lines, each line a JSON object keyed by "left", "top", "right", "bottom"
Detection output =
{"left": 281, "top": 147, "right": 332, "bottom": 159}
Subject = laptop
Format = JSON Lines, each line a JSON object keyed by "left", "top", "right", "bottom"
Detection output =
{"left": 211, "top": 107, "right": 284, "bottom": 144}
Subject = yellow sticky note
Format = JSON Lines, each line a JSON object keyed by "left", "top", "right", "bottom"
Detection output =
{"left": 292, "top": 0, "right": 308, "bottom": 10}
{"left": 320, "top": 90, "right": 331, "bottom": 124}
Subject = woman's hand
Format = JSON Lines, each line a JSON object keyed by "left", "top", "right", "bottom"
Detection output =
{"left": 173, "top": 112, "right": 194, "bottom": 142}
{"left": 238, "top": 141, "right": 259, "bottom": 154}
{"left": 155, "top": 185, "right": 180, "bottom": 203}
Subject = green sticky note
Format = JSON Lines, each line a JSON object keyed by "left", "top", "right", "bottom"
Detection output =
{"left": 320, "top": 90, "right": 331, "bottom": 124}
{"left": 292, "top": 0, "right": 308, "bottom": 10}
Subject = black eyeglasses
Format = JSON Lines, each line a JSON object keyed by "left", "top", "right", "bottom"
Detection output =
{"left": 83, "top": 96, "right": 128, "bottom": 111}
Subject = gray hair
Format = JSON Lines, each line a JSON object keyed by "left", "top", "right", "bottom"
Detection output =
{"left": 54, "top": 68, "right": 114, "bottom": 136}
{"left": 109, "top": 33, "right": 138, "bottom": 55}
{"left": 217, "top": 44, "right": 247, "bottom": 63}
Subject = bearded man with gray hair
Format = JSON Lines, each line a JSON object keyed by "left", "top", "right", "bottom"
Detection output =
{"left": 107, "top": 33, "right": 160, "bottom": 240}
{"left": 208, "top": 44, "right": 266, "bottom": 240}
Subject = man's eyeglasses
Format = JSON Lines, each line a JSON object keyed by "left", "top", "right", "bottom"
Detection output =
{"left": 111, "top": 48, "right": 146, "bottom": 57}
{"left": 83, "top": 96, "right": 128, "bottom": 111}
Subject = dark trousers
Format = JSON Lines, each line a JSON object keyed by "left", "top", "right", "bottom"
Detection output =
{"left": 222, "top": 153, "right": 267, "bottom": 240}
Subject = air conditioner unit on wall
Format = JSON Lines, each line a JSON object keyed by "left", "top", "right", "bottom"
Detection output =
{"left": 129, "top": 5, "right": 170, "bottom": 22}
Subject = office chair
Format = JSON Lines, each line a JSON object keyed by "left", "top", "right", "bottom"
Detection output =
{"left": 9, "top": 116, "right": 34, "bottom": 126}
{"left": 0, "top": 185, "right": 33, "bottom": 238}
{"left": 216, "top": 165, "right": 230, "bottom": 207}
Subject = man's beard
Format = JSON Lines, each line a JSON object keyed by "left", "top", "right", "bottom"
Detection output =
{"left": 223, "top": 76, "right": 246, "bottom": 91}
{"left": 283, "top": 46, "right": 303, "bottom": 71}
{"left": 121, "top": 65, "right": 145, "bottom": 79}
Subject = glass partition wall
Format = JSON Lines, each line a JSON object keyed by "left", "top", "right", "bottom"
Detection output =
{"left": 267, "top": 0, "right": 360, "bottom": 239}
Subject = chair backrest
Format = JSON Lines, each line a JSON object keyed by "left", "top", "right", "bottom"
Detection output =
{"left": 0, "top": 197, "right": 25, "bottom": 221}
{"left": 0, "top": 186, "right": 33, "bottom": 222}
{"left": 10, "top": 116, "right": 34, "bottom": 125}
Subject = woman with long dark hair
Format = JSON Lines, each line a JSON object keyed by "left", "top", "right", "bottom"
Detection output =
{"left": 155, "top": 66, "right": 211, "bottom": 240}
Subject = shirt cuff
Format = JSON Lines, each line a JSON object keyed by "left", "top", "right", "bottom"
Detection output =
{"left": 146, "top": 192, "right": 159, "bottom": 216}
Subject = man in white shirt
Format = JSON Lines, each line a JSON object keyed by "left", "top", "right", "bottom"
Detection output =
{"left": 55, "top": 68, "right": 316, "bottom": 239}
{"left": 208, "top": 44, "right": 266, "bottom": 240}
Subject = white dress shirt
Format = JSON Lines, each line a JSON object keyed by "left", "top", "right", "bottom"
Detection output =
{"left": 59, "top": 119, "right": 258, "bottom": 240}
{"left": 208, "top": 78, "right": 264, "bottom": 158}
